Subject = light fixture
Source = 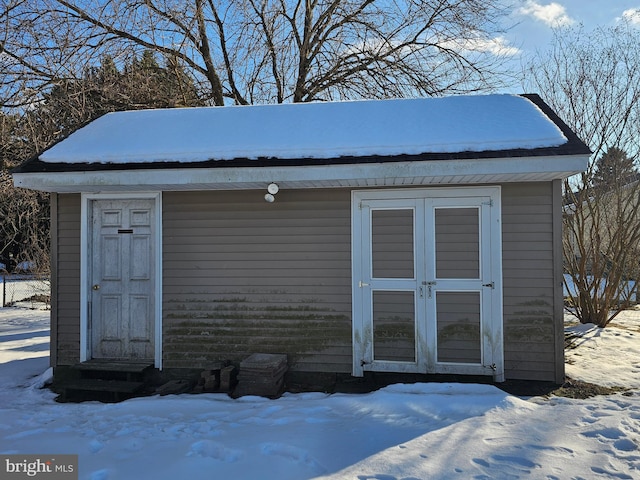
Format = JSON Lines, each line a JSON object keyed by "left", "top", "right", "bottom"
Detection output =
{"left": 265, "top": 183, "right": 279, "bottom": 202}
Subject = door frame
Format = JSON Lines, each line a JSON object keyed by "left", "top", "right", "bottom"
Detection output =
{"left": 351, "top": 186, "right": 504, "bottom": 381}
{"left": 80, "top": 192, "right": 163, "bottom": 368}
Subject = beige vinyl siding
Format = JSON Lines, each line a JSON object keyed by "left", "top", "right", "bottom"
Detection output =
{"left": 162, "top": 189, "right": 353, "bottom": 372}
{"left": 501, "top": 182, "right": 559, "bottom": 381}
{"left": 51, "top": 182, "right": 562, "bottom": 382}
{"left": 54, "top": 194, "right": 82, "bottom": 365}
{"left": 552, "top": 179, "right": 565, "bottom": 383}
{"left": 49, "top": 194, "right": 58, "bottom": 367}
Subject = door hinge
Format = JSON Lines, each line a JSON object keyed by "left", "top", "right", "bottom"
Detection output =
{"left": 482, "top": 199, "right": 494, "bottom": 207}
{"left": 483, "top": 282, "right": 495, "bottom": 289}
{"left": 358, "top": 281, "right": 370, "bottom": 288}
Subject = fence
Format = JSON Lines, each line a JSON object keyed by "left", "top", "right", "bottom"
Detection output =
{"left": 1, "top": 274, "right": 51, "bottom": 308}
{"left": 563, "top": 274, "right": 638, "bottom": 304}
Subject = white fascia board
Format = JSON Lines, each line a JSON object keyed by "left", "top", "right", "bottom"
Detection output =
{"left": 13, "top": 154, "right": 589, "bottom": 193}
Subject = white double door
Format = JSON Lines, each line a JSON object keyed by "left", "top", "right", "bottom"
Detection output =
{"left": 352, "top": 188, "right": 503, "bottom": 380}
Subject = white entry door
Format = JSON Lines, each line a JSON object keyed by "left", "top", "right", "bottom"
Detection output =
{"left": 352, "top": 188, "right": 504, "bottom": 380}
{"left": 89, "top": 198, "right": 156, "bottom": 360}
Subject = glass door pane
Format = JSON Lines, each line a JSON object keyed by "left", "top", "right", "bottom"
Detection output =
{"left": 373, "top": 291, "right": 416, "bottom": 362}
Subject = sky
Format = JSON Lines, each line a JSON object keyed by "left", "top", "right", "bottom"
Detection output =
{"left": 505, "top": 0, "right": 640, "bottom": 60}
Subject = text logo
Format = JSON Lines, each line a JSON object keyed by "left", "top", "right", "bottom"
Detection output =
{"left": 1, "top": 455, "right": 78, "bottom": 479}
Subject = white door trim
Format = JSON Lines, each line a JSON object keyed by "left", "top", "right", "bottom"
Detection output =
{"left": 351, "top": 186, "right": 504, "bottom": 381}
{"left": 80, "top": 192, "right": 163, "bottom": 368}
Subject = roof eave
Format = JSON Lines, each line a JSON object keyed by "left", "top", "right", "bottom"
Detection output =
{"left": 13, "top": 154, "right": 590, "bottom": 193}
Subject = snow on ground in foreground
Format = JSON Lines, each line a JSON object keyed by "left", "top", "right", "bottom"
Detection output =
{"left": 0, "top": 305, "right": 638, "bottom": 480}
{"left": 565, "top": 309, "right": 640, "bottom": 389}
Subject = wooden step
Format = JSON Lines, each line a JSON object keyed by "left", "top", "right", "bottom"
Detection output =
{"left": 71, "top": 360, "right": 153, "bottom": 373}
{"left": 62, "top": 378, "right": 145, "bottom": 394}
{"left": 58, "top": 378, "right": 147, "bottom": 403}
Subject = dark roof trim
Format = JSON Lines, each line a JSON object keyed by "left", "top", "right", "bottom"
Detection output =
{"left": 521, "top": 93, "right": 591, "bottom": 156}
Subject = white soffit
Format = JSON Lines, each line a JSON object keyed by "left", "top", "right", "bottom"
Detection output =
{"left": 13, "top": 155, "right": 589, "bottom": 193}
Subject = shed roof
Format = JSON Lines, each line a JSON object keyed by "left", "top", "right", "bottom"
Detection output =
{"left": 13, "top": 94, "right": 590, "bottom": 193}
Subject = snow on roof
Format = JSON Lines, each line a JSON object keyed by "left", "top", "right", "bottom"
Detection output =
{"left": 39, "top": 94, "right": 568, "bottom": 164}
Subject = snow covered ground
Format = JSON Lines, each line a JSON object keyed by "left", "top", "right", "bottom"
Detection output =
{"left": 0, "top": 305, "right": 638, "bottom": 480}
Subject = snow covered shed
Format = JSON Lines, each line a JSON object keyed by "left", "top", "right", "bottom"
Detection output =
{"left": 13, "top": 94, "right": 590, "bottom": 385}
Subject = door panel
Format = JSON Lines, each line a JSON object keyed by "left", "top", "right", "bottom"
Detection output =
{"left": 373, "top": 291, "right": 416, "bottom": 363}
{"left": 131, "top": 235, "right": 151, "bottom": 280}
{"left": 98, "top": 294, "right": 123, "bottom": 357}
{"left": 436, "top": 291, "right": 481, "bottom": 363}
{"left": 359, "top": 201, "right": 424, "bottom": 373}
{"left": 91, "top": 199, "right": 155, "bottom": 360}
{"left": 101, "top": 236, "right": 122, "bottom": 280}
{"left": 432, "top": 206, "right": 483, "bottom": 366}
{"left": 372, "top": 209, "right": 414, "bottom": 279}
{"left": 130, "top": 295, "right": 151, "bottom": 340}
{"left": 435, "top": 207, "right": 480, "bottom": 279}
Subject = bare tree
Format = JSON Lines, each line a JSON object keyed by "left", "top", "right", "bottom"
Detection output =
{"left": 524, "top": 25, "right": 640, "bottom": 162}
{"left": 0, "top": 51, "right": 203, "bottom": 278}
{"left": 563, "top": 150, "right": 640, "bottom": 327}
{"left": 0, "top": 171, "right": 49, "bottom": 274}
{"left": 2, "top": 0, "right": 513, "bottom": 107}
{"left": 524, "top": 24, "right": 640, "bottom": 326}
{"left": 1, "top": 0, "right": 514, "bottom": 294}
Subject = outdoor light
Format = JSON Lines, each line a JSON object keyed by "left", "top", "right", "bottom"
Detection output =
{"left": 265, "top": 183, "right": 279, "bottom": 202}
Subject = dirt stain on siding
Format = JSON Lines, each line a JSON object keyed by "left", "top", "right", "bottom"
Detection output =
{"left": 163, "top": 294, "right": 351, "bottom": 369}
{"left": 504, "top": 299, "right": 554, "bottom": 343}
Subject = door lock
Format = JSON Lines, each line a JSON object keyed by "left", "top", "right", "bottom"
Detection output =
{"left": 422, "top": 281, "right": 436, "bottom": 298}
{"left": 92, "top": 284, "right": 100, "bottom": 291}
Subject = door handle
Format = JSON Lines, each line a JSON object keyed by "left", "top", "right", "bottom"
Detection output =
{"left": 422, "top": 281, "right": 436, "bottom": 298}
{"left": 92, "top": 284, "right": 100, "bottom": 291}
